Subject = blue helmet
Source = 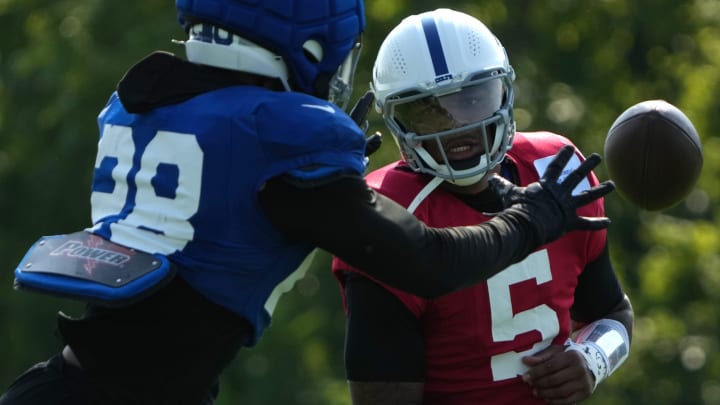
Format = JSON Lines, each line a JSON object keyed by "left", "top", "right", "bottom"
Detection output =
{"left": 176, "top": 0, "right": 365, "bottom": 108}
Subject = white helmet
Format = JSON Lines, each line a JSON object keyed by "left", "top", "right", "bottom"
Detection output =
{"left": 372, "top": 8, "right": 516, "bottom": 186}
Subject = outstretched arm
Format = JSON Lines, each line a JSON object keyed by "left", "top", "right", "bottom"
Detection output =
{"left": 259, "top": 146, "right": 615, "bottom": 298}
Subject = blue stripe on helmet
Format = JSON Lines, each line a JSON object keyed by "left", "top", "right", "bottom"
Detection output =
{"left": 421, "top": 15, "right": 452, "bottom": 83}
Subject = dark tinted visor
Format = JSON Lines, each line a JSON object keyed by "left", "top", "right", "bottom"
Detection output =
{"left": 393, "top": 79, "right": 504, "bottom": 135}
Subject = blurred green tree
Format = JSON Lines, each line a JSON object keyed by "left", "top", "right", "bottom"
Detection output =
{"left": 0, "top": 1, "right": 718, "bottom": 404}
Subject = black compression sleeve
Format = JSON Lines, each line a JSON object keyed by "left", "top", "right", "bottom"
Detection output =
{"left": 343, "top": 272, "right": 425, "bottom": 382}
{"left": 570, "top": 242, "right": 625, "bottom": 322}
{"left": 258, "top": 175, "right": 540, "bottom": 298}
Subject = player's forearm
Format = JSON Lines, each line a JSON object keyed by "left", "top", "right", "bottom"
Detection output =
{"left": 566, "top": 312, "right": 631, "bottom": 392}
{"left": 259, "top": 175, "right": 539, "bottom": 298}
{"left": 596, "top": 294, "right": 634, "bottom": 344}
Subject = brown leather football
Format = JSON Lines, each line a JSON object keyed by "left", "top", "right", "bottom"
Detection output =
{"left": 604, "top": 100, "right": 703, "bottom": 211}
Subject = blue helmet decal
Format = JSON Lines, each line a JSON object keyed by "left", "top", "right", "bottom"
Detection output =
{"left": 176, "top": 0, "right": 366, "bottom": 96}
{"left": 420, "top": 14, "right": 452, "bottom": 83}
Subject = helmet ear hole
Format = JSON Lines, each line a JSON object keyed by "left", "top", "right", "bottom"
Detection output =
{"left": 303, "top": 40, "right": 324, "bottom": 64}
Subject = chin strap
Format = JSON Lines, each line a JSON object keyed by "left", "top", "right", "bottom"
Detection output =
{"left": 407, "top": 176, "right": 444, "bottom": 214}
{"left": 564, "top": 318, "right": 630, "bottom": 391}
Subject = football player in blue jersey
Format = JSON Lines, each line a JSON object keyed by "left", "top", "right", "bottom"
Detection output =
{"left": 0, "top": 1, "right": 616, "bottom": 404}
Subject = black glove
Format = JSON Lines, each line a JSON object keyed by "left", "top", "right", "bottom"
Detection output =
{"left": 348, "top": 90, "right": 382, "bottom": 157}
{"left": 488, "top": 145, "right": 615, "bottom": 244}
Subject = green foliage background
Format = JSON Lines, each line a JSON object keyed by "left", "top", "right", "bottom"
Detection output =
{"left": 1, "top": 1, "right": 719, "bottom": 404}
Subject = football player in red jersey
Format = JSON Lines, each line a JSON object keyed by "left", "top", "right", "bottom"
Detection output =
{"left": 333, "top": 8, "right": 634, "bottom": 405}
{"left": 0, "top": 2, "right": 619, "bottom": 404}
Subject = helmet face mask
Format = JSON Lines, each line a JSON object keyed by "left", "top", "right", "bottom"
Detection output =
{"left": 372, "top": 8, "right": 516, "bottom": 186}
{"left": 328, "top": 39, "right": 362, "bottom": 110}
{"left": 385, "top": 73, "right": 515, "bottom": 185}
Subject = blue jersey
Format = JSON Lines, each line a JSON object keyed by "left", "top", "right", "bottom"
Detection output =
{"left": 89, "top": 86, "right": 367, "bottom": 345}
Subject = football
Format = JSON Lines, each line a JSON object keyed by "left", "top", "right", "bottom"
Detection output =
{"left": 603, "top": 99, "right": 703, "bottom": 211}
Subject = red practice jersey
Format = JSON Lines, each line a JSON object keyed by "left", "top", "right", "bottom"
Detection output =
{"left": 333, "top": 132, "right": 607, "bottom": 404}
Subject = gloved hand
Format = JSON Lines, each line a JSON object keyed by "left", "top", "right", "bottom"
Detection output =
{"left": 488, "top": 145, "right": 615, "bottom": 244}
{"left": 348, "top": 90, "right": 382, "bottom": 157}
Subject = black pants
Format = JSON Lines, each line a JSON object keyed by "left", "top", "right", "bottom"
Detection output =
{"left": 0, "top": 354, "right": 92, "bottom": 405}
{"left": 0, "top": 354, "right": 221, "bottom": 405}
{"left": 0, "top": 276, "right": 252, "bottom": 405}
